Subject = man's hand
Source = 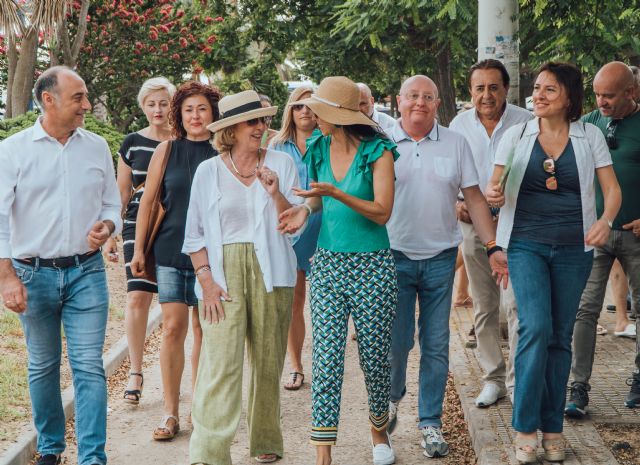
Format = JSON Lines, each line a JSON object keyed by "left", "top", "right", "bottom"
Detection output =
{"left": 488, "top": 250, "right": 509, "bottom": 289}
{"left": 622, "top": 219, "right": 640, "bottom": 237}
{"left": 102, "top": 237, "right": 119, "bottom": 263}
{"left": 0, "top": 261, "right": 28, "bottom": 313}
{"left": 585, "top": 218, "right": 611, "bottom": 247}
{"left": 456, "top": 200, "right": 472, "bottom": 224}
{"left": 87, "top": 221, "right": 112, "bottom": 250}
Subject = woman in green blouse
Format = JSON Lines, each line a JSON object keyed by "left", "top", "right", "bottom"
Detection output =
{"left": 279, "top": 76, "right": 398, "bottom": 465}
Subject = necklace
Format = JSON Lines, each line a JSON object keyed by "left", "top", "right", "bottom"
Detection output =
{"left": 229, "top": 149, "right": 261, "bottom": 179}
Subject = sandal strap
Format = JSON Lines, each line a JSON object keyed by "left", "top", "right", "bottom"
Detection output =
{"left": 542, "top": 438, "right": 564, "bottom": 449}
{"left": 516, "top": 436, "right": 538, "bottom": 449}
{"left": 158, "top": 414, "right": 179, "bottom": 429}
{"left": 129, "top": 372, "right": 143, "bottom": 378}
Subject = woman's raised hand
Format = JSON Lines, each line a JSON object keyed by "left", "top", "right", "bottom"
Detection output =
{"left": 257, "top": 166, "right": 280, "bottom": 196}
{"left": 292, "top": 182, "right": 337, "bottom": 198}
{"left": 278, "top": 205, "right": 310, "bottom": 234}
{"left": 485, "top": 182, "right": 505, "bottom": 209}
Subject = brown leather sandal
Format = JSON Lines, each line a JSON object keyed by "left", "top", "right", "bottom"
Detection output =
{"left": 153, "top": 415, "right": 179, "bottom": 441}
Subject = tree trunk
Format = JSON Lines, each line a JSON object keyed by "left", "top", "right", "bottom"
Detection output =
{"left": 432, "top": 44, "right": 456, "bottom": 127}
{"left": 7, "top": 28, "right": 38, "bottom": 118}
{"left": 6, "top": 33, "right": 18, "bottom": 118}
{"left": 51, "top": 0, "right": 90, "bottom": 68}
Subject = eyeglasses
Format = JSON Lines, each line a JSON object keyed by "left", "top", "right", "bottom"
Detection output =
{"left": 543, "top": 157, "right": 558, "bottom": 190}
{"left": 606, "top": 120, "right": 619, "bottom": 149}
{"left": 291, "top": 104, "right": 309, "bottom": 112}
{"left": 404, "top": 92, "right": 438, "bottom": 103}
{"left": 246, "top": 116, "right": 268, "bottom": 126}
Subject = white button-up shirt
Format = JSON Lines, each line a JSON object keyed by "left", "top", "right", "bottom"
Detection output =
{"left": 449, "top": 104, "right": 533, "bottom": 191}
{"left": 386, "top": 121, "right": 479, "bottom": 260}
{"left": 182, "top": 149, "right": 301, "bottom": 296}
{"left": 0, "top": 118, "right": 122, "bottom": 259}
{"left": 495, "top": 118, "right": 613, "bottom": 252}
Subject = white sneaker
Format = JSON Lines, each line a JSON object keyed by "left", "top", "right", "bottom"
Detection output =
{"left": 421, "top": 426, "right": 449, "bottom": 458}
{"left": 388, "top": 401, "right": 399, "bottom": 434}
{"left": 475, "top": 382, "right": 507, "bottom": 407}
{"left": 372, "top": 432, "right": 395, "bottom": 465}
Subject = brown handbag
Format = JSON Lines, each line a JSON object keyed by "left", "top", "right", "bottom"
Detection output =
{"left": 139, "top": 141, "right": 173, "bottom": 282}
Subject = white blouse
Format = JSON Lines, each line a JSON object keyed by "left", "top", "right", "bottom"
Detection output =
{"left": 216, "top": 157, "right": 257, "bottom": 245}
{"left": 182, "top": 149, "right": 302, "bottom": 296}
{"left": 494, "top": 117, "right": 612, "bottom": 252}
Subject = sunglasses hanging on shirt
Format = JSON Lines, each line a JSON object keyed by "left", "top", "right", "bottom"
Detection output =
{"left": 543, "top": 157, "right": 558, "bottom": 191}
{"left": 606, "top": 119, "right": 619, "bottom": 149}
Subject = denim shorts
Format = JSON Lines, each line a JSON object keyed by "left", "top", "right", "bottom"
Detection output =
{"left": 156, "top": 265, "right": 198, "bottom": 306}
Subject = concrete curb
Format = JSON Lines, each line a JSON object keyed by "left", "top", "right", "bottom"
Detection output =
{"left": 0, "top": 305, "right": 163, "bottom": 465}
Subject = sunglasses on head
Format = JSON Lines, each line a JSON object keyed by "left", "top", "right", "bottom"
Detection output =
{"left": 291, "top": 104, "right": 309, "bottom": 111}
{"left": 606, "top": 120, "right": 619, "bottom": 149}
{"left": 246, "top": 116, "right": 269, "bottom": 126}
{"left": 543, "top": 157, "right": 558, "bottom": 191}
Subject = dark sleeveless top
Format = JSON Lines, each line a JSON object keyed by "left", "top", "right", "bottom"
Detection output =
{"left": 511, "top": 139, "right": 583, "bottom": 245}
{"left": 154, "top": 139, "right": 217, "bottom": 269}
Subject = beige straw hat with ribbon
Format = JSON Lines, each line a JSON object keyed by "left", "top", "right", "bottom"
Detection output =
{"left": 297, "top": 76, "right": 376, "bottom": 127}
{"left": 207, "top": 90, "right": 277, "bottom": 133}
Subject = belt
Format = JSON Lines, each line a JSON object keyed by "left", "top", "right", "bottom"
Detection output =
{"left": 16, "top": 250, "right": 100, "bottom": 268}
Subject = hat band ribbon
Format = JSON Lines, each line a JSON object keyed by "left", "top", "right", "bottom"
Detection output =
{"left": 221, "top": 100, "right": 263, "bottom": 119}
{"left": 312, "top": 94, "right": 360, "bottom": 112}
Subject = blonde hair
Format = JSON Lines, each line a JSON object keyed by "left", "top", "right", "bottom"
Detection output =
{"left": 271, "top": 86, "right": 315, "bottom": 146}
{"left": 137, "top": 77, "right": 177, "bottom": 108}
{"left": 213, "top": 126, "right": 237, "bottom": 153}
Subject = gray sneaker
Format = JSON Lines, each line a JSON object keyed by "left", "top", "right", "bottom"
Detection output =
{"left": 388, "top": 401, "right": 399, "bottom": 434}
{"left": 421, "top": 426, "right": 449, "bottom": 458}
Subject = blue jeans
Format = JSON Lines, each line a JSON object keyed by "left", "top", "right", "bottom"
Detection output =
{"left": 14, "top": 253, "right": 109, "bottom": 465}
{"left": 389, "top": 248, "right": 457, "bottom": 428}
{"left": 508, "top": 238, "right": 593, "bottom": 433}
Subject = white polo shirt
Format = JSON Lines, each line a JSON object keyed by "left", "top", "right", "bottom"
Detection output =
{"left": 386, "top": 120, "right": 479, "bottom": 260}
{"left": 449, "top": 104, "right": 533, "bottom": 192}
{"left": 372, "top": 109, "right": 397, "bottom": 131}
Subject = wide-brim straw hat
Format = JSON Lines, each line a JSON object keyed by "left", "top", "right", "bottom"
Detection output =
{"left": 297, "top": 76, "right": 376, "bottom": 127}
{"left": 207, "top": 90, "right": 277, "bottom": 132}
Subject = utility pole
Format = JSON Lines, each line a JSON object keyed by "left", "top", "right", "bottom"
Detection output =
{"left": 478, "top": 0, "right": 519, "bottom": 104}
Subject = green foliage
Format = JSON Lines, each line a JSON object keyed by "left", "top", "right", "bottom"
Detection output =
{"left": 0, "top": 112, "right": 125, "bottom": 164}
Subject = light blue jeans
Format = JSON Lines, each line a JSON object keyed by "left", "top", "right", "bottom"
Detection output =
{"left": 14, "top": 253, "right": 109, "bottom": 465}
{"left": 508, "top": 238, "right": 593, "bottom": 433}
{"left": 389, "top": 248, "right": 457, "bottom": 428}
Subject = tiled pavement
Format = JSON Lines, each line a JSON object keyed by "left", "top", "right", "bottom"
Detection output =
{"left": 449, "top": 305, "right": 639, "bottom": 465}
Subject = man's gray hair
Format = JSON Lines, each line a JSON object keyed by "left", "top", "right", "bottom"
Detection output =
{"left": 33, "top": 66, "right": 80, "bottom": 107}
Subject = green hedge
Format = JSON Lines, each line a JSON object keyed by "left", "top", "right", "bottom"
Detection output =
{"left": 0, "top": 112, "right": 124, "bottom": 165}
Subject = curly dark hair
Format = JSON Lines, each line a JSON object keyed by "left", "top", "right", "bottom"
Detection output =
{"left": 169, "top": 81, "right": 222, "bottom": 139}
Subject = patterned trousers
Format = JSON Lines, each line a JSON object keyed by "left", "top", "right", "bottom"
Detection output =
{"left": 310, "top": 247, "right": 398, "bottom": 445}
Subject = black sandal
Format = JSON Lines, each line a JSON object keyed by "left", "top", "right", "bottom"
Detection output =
{"left": 124, "top": 372, "right": 144, "bottom": 405}
{"left": 284, "top": 372, "right": 304, "bottom": 391}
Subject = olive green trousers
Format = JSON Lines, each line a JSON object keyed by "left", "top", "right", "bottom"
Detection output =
{"left": 189, "top": 243, "right": 293, "bottom": 465}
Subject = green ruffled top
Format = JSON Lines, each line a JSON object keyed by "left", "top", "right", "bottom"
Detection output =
{"left": 305, "top": 133, "right": 400, "bottom": 253}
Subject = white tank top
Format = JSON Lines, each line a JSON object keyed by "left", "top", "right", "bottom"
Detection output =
{"left": 216, "top": 156, "right": 256, "bottom": 245}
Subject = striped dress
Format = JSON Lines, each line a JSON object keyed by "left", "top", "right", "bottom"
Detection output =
{"left": 119, "top": 132, "right": 161, "bottom": 293}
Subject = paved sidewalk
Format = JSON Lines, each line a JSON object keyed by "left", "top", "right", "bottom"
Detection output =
{"left": 449, "top": 304, "right": 639, "bottom": 465}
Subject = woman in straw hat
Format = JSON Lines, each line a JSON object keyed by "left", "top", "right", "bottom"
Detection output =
{"left": 270, "top": 85, "right": 320, "bottom": 391}
{"left": 183, "top": 90, "right": 302, "bottom": 464}
{"left": 278, "top": 76, "right": 399, "bottom": 465}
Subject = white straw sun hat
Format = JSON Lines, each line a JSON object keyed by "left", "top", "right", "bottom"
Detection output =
{"left": 207, "top": 90, "right": 277, "bottom": 132}
{"left": 296, "top": 76, "right": 376, "bottom": 127}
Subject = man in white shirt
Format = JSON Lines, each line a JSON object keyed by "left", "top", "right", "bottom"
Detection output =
{"left": 385, "top": 75, "right": 507, "bottom": 458}
{"left": 449, "top": 59, "right": 533, "bottom": 407}
{"left": 357, "top": 82, "right": 396, "bottom": 130}
{"left": 0, "top": 66, "right": 121, "bottom": 465}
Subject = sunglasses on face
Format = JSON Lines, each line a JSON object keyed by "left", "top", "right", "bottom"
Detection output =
{"left": 543, "top": 157, "right": 558, "bottom": 191}
{"left": 606, "top": 120, "right": 619, "bottom": 149}
{"left": 246, "top": 116, "right": 269, "bottom": 126}
{"left": 291, "top": 104, "right": 309, "bottom": 112}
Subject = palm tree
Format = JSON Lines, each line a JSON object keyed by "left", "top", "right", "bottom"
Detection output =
{"left": 2, "top": 0, "right": 73, "bottom": 118}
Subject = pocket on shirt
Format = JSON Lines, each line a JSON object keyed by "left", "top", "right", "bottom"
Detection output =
{"left": 434, "top": 157, "right": 456, "bottom": 179}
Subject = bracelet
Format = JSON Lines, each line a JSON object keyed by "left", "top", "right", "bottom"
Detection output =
{"left": 485, "top": 239, "right": 497, "bottom": 250}
{"left": 195, "top": 265, "right": 211, "bottom": 277}
{"left": 486, "top": 245, "right": 503, "bottom": 258}
{"left": 302, "top": 203, "right": 313, "bottom": 216}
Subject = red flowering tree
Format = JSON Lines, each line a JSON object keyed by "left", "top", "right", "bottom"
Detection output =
{"left": 71, "top": 0, "right": 218, "bottom": 131}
